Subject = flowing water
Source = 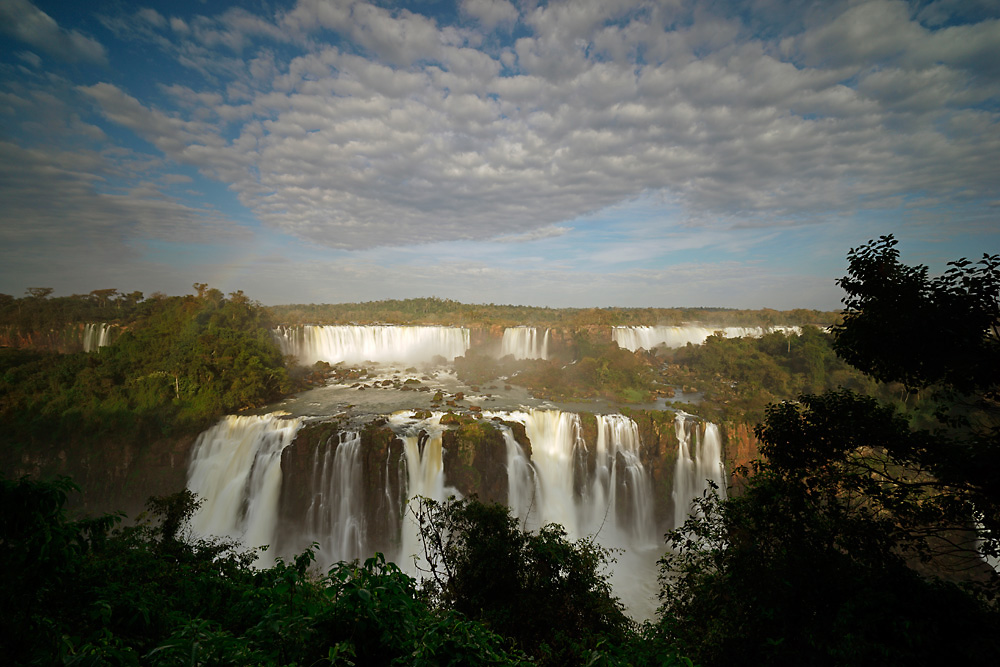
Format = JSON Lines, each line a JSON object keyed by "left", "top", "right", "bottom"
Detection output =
{"left": 500, "top": 326, "right": 550, "bottom": 360}
{"left": 612, "top": 324, "right": 801, "bottom": 351}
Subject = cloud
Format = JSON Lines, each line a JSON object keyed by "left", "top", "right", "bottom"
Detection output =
{"left": 461, "top": 0, "right": 519, "bottom": 30}
{"left": 11, "top": 0, "right": 1000, "bottom": 261}
{"left": 0, "top": 0, "right": 107, "bottom": 64}
{"left": 493, "top": 226, "right": 571, "bottom": 243}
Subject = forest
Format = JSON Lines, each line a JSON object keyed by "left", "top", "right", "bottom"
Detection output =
{"left": 2, "top": 237, "right": 998, "bottom": 665}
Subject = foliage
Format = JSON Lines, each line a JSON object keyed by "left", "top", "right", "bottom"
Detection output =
{"left": 499, "top": 332, "right": 656, "bottom": 403}
{"left": 655, "top": 236, "right": 1000, "bottom": 665}
{"left": 0, "top": 476, "right": 531, "bottom": 666}
{"left": 0, "top": 287, "right": 292, "bottom": 449}
{"left": 660, "top": 325, "right": 880, "bottom": 422}
{"left": 412, "top": 497, "right": 633, "bottom": 664}
{"left": 658, "top": 476, "right": 1000, "bottom": 666}
{"left": 410, "top": 497, "right": 698, "bottom": 666}
{"left": 833, "top": 235, "right": 999, "bottom": 394}
{"left": 0, "top": 288, "right": 146, "bottom": 341}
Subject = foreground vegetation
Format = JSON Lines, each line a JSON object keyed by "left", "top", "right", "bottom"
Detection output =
{"left": 657, "top": 237, "right": 1000, "bottom": 664}
{"left": 1, "top": 477, "right": 692, "bottom": 666}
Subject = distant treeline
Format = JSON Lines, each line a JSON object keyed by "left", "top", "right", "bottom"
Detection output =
{"left": 1, "top": 290, "right": 841, "bottom": 332}
{"left": 269, "top": 297, "right": 841, "bottom": 327}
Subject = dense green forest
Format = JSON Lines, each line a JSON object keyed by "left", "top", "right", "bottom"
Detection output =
{"left": 0, "top": 287, "right": 292, "bottom": 452}
{"left": 656, "top": 326, "right": 886, "bottom": 423}
{"left": 2, "top": 237, "right": 998, "bottom": 664}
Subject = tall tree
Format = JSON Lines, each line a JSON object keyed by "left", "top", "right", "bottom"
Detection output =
{"left": 657, "top": 237, "right": 1000, "bottom": 666}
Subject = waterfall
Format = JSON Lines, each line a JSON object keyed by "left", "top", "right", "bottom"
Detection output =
{"left": 498, "top": 410, "right": 586, "bottom": 536}
{"left": 499, "top": 424, "right": 535, "bottom": 523}
{"left": 612, "top": 325, "right": 802, "bottom": 352}
{"left": 501, "top": 327, "right": 550, "bottom": 360}
{"left": 303, "top": 431, "right": 366, "bottom": 564}
{"left": 595, "top": 414, "right": 657, "bottom": 547}
{"left": 491, "top": 410, "right": 655, "bottom": 545}
{"left": 83, "top": 323, "right": 114, "bottom": 352}
{"left": 186, "top": 413, "right": 303, "bottom": 565}
{"left": 183, "top": 406, "right": 712, "bottom": 619}
{"left": 672, "top": 414, "right": 727, "bottom": 528}
{"left": 274, "top": 325, "right": 470, "bottom": 365}
{"left": 390, "top": 411, "right": 458, "bottom": 573}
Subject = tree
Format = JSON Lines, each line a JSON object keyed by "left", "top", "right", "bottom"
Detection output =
{"left": 832, "top": 235, "right": 1000, "bottom": 549}
{"left": 833, "top": 235, "right": 1000, "bottom": 395}
{"left": 656, "top": 237, "right": 1000, "bottom": 666}
{"left": 413, "top": 497, "right": 633, "bottom": 665}
{"left": 25, "top": 287, "right": 53, "bottom": 299}
{"left": 90, "top": 288, "right": 118, "bottom": 308}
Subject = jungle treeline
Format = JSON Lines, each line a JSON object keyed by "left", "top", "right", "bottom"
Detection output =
{"left": 268, "top": 297, "right": 840, "bottom": 328}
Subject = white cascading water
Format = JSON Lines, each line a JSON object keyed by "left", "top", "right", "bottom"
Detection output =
{"left": 184, "top": 407, "right": 725, "bottom": 619}
{"left": 186, "top": 412, "right": 303, "bottom": 565}
{"left": 390, "top": 411, "right": 458, "bottom": 573}
{"left": 672, "top": 415, "right": 727, "bottom": 528}
{"left": 83, "top": 323, "right": 114, "bottom": 352}
{"left": 612, "top": 325, "right": 802, "bottom": 351}
{"left": 274, "top": 325, "right": 470, "bottom": 365}
{"left": 304, "top": 431, "right": 366, "bottom": 564}
{"left": 497, "top": 410, "right": 586, "bottom": 536}
{"left": 500, "top": 327, "right": 550, "bottom": 360}
{"left": 493, "top": 409, "right": 660, "bottom": 618}
{"left": 491, "top": 410, "right": 655, "bottom": 544}
{"left": 594, "top": 414, "right": 657, "bottom": 547}
{"left": 498, "top": 424, "right": 536, "bottom": 524}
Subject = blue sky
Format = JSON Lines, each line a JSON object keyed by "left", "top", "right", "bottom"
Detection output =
{"left": 1, "top": 0, "right": 997, "bottom": 309}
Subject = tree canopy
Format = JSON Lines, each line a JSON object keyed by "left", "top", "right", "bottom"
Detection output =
{"left": 657, "top": 236, "right": 1000, "bottom": 665}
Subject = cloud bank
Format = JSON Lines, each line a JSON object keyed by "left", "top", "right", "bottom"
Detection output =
{"left": 0, "top": 0, "right": 997, "bottom": 307}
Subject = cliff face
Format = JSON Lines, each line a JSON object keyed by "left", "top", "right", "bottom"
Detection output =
{"left": 0, "top": 323, "right": 88, "bottom": 353}
{"left": 722, "top": 421, "right": 760, "bottom": 492}
{"left": 277, "top": 419, "right": 407, "bottom": 557}
{"left": 5, "top": 432, "right": 196, "bottom": 518}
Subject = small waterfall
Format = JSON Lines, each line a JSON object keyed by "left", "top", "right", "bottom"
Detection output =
{"left": 672, "top": 415, "right": 727, "bottom": 528}
{"left": 83, "top": 323, "right": 114, "bottom": 352}
{"left": 391, "top": 411, "right": 456, "bottom": 572}
{"left": 501, "top": 327, "right": 550, "bottom": 360}
{"left": 186, "top": 413, "right": 303, "bottom": 565}
{"left": 303, "top": 431, "right": 366, "bottom": 564}
{"left": 595, "top": 414, "right": 657, "bottom": 546}
{"left": 274, "top": 325, "right": 470, "bottom": 365}
{"left": 612, "top": 325, "right": 801, "bottom": 352}
{"left": 499, "top": 424, "right": 536, "bottom": 524}
{"left": 500, "top": 409, "right": 586, "bottom": 537}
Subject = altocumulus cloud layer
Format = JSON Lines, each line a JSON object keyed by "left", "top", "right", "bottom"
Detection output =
{"left": 0, "top": 0, "right": 998, "bottom": 307}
